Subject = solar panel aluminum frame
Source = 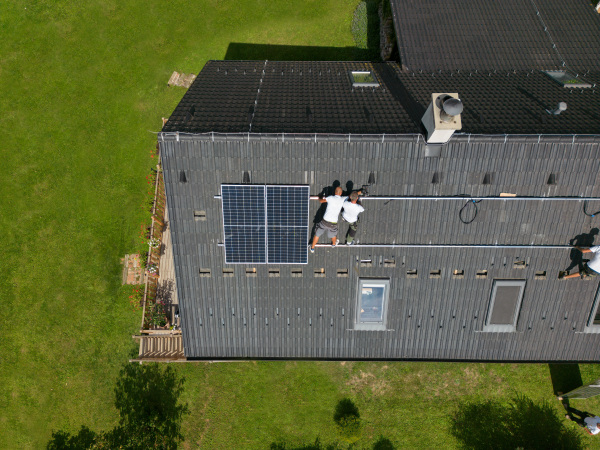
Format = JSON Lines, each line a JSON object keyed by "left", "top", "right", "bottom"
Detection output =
{"left": 221, "top": 184, "right": 309, "bottom": 265}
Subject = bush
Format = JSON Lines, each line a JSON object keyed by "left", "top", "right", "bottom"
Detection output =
{"left": 352, "top": 2, "right": 368, "bottom": 49}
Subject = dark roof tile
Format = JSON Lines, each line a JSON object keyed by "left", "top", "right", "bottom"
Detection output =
{"left": 390, "top": 0, "right": 600, "bottom": 72}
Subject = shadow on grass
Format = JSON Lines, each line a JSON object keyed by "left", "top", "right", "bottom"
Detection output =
{"left": 549, "top": 364, "right": 583, "bottom": 396}
{"left": 225, "top": 43, "right": 377, "bottom": 62}
{"left": 226, "top": 2, "right": 381, "bottom": 62}
{"left": 271, "top": 436, "right": 395, "bottom": 450}
{"left": 450, "top": 394, "right": 583, "bottom": 450}
{"left": 333, "top": 398, "right": 360, "bottom": 424}
{"left": 47, "top": 363, "right": 188, "bottom": 450}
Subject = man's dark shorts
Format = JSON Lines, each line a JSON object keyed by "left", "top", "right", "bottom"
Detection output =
{"left": 583, "top": 263, "right": 599, "bottom": 278}
{"left": 315, "top": 220, "right": 338, "bottom": 239}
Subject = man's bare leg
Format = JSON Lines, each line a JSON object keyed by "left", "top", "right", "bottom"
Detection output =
{"left": 311, "top": 235, "right": 319, "bottom": 250}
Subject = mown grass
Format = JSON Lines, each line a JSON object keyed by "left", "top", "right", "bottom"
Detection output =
{"left": 2, "top": 0, "right": 600, "bottom": 449}
{"left": 0, "top": 0, "right": 361, "bottom": 447}
{"left": 176, "top": 361, "right": 600, "bottom": 448}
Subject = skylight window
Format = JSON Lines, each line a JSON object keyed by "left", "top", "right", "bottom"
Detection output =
{"left": 355, "top": 279, "right": 389, "bottom": 330}
{"left": 584, "top": 285, "right": 600, "bottom": 333}
{"left": 543, "top": 70, "right": 592, "bottom": 88}
{"left": 350, "top": 71, "right": 379, "bottom": 88}
{"left": 483, "top": 280, "right": 526, "bottom": 332}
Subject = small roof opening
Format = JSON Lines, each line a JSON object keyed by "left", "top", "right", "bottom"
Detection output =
{"left": 350, "top": 71, "right": 379, "bottom": 88}
{"left": 543, "top": 70, "right": 591, "bottom": 88}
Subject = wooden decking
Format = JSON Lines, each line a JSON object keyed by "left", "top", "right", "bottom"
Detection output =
{"left": 131, "top": 335, "right": 186, "bottom": 362}
{"left": 132, "top": 173, "right": 186, "bottom": 362}
{"left": 158, "top": 203, "right": 179, "bottom": 314}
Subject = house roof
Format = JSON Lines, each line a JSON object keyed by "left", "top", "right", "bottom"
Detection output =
{"left": 163, "top": 61, "right": 600, "bottom": 136}
{"left": 389, "top": 0, "right": 600, "bottom": 72}
{"left": 159, "top": 128, "right": 600, "bottom": 361}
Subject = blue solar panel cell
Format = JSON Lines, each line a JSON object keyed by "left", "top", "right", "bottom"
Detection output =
{"left": 266, "top": 186, "right": 309, "bottom": 227}
{"left": 224, "top": 225, "right": 266, "bottom": 263}
{"left": 222, "top": 185, "right": 265, "bottom": 226}
{"left": 222, "top": 185, "right": 308, "bottom": 264}
{"left": 268, "top": 226, "right": 308, "bottom": 264}
{"left": 222, "top": 185, "right": 266, "bottom": 264}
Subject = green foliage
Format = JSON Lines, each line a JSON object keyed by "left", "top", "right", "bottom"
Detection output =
{"left": 47, "top": 426, "right": 97, "bottom": 450}
{"left": 351, "top": 0, "right": 381, "bottom": 59}
{"left": 146, "top": 299, "right": 168, "bottom": 328}
{"left": 47, "top": 363, "right": 189, "bottom": 449}
{"left": 450, "top": 394, "right": 584, "bottom": 450}
{"left": 352, "top": 2, "right": 369, "bottom": 49}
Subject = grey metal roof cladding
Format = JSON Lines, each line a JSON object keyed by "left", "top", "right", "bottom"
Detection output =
{"left": 159, "top": 132, "right": 600, "bottom": 361}
{"left": 389, "top": 0, "right": 600, "bottom": 72}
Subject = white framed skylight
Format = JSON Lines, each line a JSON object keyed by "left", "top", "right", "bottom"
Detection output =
{"left": 350, "top": 71, "right": 379, "bottom": 88}
{"left": 355, "top": 279, "right": 389, "bottom": 330}
{"left": 543, "top": 70, "right": 592, "bottom": 88}
{"left": 584, "top": 284, "right": 600, "bottom": 333}
{"left": 483, "top": 280, "right": 526, "bottom": 332}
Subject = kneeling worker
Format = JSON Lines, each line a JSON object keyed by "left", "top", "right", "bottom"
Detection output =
{"left": 560, "top": 245, "right": 600, "bottom": 279}
{"left": 342, "top": 191, "right": 364, "bottom": 245}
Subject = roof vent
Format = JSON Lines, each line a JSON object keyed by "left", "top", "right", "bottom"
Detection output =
{"left": 547, "top": 102, "right": 567, "bottom": 115}
{"left": 421, "top": 93, "right": 463, "bottom": 144}
{"left": 185, "top": 105, "right": 196, "bottom": 123}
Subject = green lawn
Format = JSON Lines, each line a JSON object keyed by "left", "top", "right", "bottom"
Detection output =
{"left": 1, "top": 1, "right": 600, "bottom": 448}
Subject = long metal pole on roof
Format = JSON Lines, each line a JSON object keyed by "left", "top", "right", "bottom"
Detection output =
{"left": 308, "top": 195, "right": 600, "bottom": 201}
{"left": 215, "top": 243, "right": 573, "bottom": 249}
{"left": 214, "top": 195, "right": 600, "bottom": 201}
{"left": 314, "top": 243, "right": 572, "bottom": 249}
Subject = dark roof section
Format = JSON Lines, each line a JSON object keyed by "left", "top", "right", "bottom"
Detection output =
{"left": 162, "top": 61, "right": 419, "bottom": 135}
{"left": 163, "top": 61, "right": 600, "bottom": 135}
{"left": 394, "top": 69, "right": 600, "bottom": 135}
{"left": 389, "top": 0, "right": 600, "bottom": 72}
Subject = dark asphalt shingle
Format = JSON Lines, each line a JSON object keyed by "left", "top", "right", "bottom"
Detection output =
{"left": 163, "top": 61, "right": 600, "bottom": 136}
{"left": 389, "top": 0, "right": 600, "bottom": 72}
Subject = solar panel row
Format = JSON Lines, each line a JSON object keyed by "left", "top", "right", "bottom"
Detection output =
{"left": 222, "top": 185, "right": 309, "bottom": 264}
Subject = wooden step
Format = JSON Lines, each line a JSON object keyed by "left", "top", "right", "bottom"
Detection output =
{"left": 133, "top": 335, "right": 186, "bottom": 361}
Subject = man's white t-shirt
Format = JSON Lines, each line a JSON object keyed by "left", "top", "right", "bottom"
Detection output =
{"left": 588, "top": 246, "right": 600, "bottom": 273}
{"left": 323, "top": 195, "right": 347, "bottom": 223}
{"left": 584, "top": 416, "right": 600, "bottom": 434}
{"left": 342, "top": 200, "right": 365, "bottom": 223}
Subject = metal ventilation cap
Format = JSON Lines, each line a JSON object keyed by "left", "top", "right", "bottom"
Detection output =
{"left": 436, "top": 94, "right": 463, "bottom": 122}
{"left": 443, "top": 98, "right": 463, "bottom": 116}
{"left": 548, "top": 102, "right": 567, "bottom": 115}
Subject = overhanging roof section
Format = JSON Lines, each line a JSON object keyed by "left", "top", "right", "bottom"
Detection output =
{"left": 389, "top": 0, "right": 600, "bottom": 72}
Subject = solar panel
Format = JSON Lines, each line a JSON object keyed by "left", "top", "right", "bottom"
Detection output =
{"left": 221, "top": 185, "right": 309, "bottom": 264}
{"left": 267, "top": 186, "right": 309, "bottom": 264}
{"left": 222, "top": 185, "right": 266, "bottom": 264}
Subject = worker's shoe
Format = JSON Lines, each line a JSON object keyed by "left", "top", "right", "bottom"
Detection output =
{"left": 346, "top": 240, "right": 354, "bottom": 246}
{"left": 558, "top": 271, "right": 567, "bottom": 279}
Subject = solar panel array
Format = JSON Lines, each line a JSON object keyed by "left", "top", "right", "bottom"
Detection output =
{"left": 222, "top": 185, "right": 309, "bottom": 264}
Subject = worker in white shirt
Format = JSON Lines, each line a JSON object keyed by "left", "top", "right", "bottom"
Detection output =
{"left": 559, "top": 245, "right": 600, "bottom": 279}
{"left": 310, "top": 186, "right": 347, "bottom": 253}
{"left": 341, "top": 191, "right": 364, "bottom": 245}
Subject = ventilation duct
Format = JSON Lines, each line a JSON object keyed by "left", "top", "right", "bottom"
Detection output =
{"left": 421, "top": 93, "right": 463, "bottom": 144}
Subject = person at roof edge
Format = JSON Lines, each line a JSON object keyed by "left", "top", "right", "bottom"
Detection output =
{"left": 559, "top": 244, "right": 600, "bottom": 279}
{"left": 310, "top": 186, "right": 347, "bottom": 253}
{"left": 342, "top": 190, "right": 364, "bottom": 245}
